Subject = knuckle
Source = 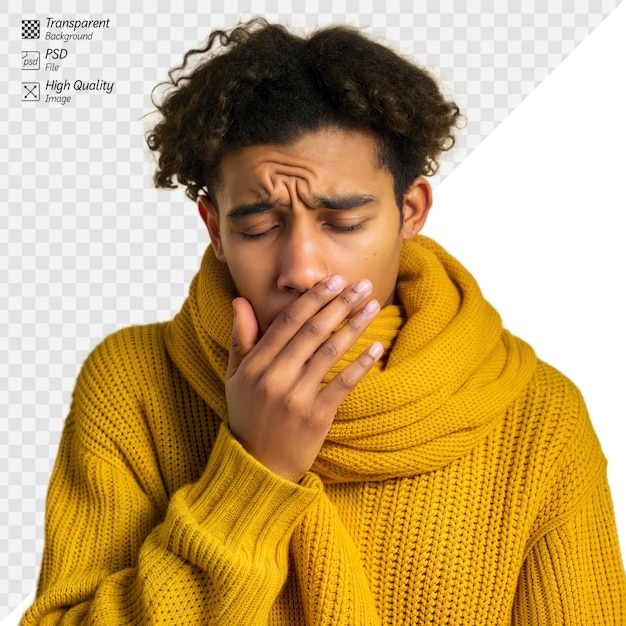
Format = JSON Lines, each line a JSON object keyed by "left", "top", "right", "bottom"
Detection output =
{"left": 302, "top": 317, "right": 324, "bottom": 338}
{"left": 358, "top": 355, "right": 373, "bottom": 369}
{"left": 309, "top": 286, "right": 328, "bottom": 302}
{"left": 345, "top": 315, "right": 362, "bottom": 332}
{"left": 355, "top": 357, "right": 371, "bottom": 373}
{"left": 230, "top": 334, "right": 243, "bottom": 353}
{"left": 303, "top": 409, "right": 333, "bottom": 432}
{"left": 257, "top": 369, "right": 281, "bottom": 395}
{"left": 283, "top": 390, "right": 303, "bottom": 414}
{"left": 237, "top": 361, "right": 261, "bottom": 385}
{"left": 334, "top": 370, "right": 355, "bottom": 392}
{"left": 319, "top": 340, "right": 338, "bottom": 359}
{"left": 275, "top": 307, "right": 301, "bottom": 329}
{"left": 339, "top": 292, "right": 356, "bottom": 306}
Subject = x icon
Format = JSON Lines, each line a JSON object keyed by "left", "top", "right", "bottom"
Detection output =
{"left": 22, "top": 82, "right": 40, "bottom": 101}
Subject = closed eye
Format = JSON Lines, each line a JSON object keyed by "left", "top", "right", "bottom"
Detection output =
{"left": 238, "top": 226, "right": 279, "bottom": 240}
{"left": 325, "top": 221, "right": 366, "bottom": 232}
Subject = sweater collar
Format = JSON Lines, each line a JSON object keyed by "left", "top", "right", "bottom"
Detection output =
{"left": 165, "top": 235, "right": 537, "bottom": 482}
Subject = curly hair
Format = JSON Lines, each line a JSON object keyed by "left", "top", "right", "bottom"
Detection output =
{"left": 146, "top": 18, "right": 462, "bottom": 209}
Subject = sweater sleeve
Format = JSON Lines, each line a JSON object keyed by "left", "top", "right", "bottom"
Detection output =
{"left": 511, "top": 371, "right": 626, "bottom": 624}
{"left": 285, "top": 489, "right": 382, "bottom": 625}
{"left": 21, "top": 416, "right": 320, "bottom": 625}
{"left": 512, "top": 474, "right": 626, "bottom": 624}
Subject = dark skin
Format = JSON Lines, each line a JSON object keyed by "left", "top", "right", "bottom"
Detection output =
{"left": 198, "top": 128, "right": 432, "bottom": 481}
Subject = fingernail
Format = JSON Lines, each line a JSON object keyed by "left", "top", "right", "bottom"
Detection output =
{"left": 368, "top": 342, "right": 384, "bottom": 359}
{"left": 362, "top": 300, "right": 379, "bottom": 315}
{"left": 354, "top": 279, "right": 371, "bottom": 294}
{"left": 326, "top": 275, "right": 344, "bottom": 291}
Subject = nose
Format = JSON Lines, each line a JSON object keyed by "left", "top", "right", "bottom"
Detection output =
{"left": 276, "top": 218, "right": 327, "bottom": 293}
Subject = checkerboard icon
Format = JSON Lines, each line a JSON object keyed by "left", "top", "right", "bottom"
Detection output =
{"left": 22, "top": 19, "right": 40, "bottom": 39}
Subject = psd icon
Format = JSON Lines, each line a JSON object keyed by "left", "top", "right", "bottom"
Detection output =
{"left": 22, "top": 19, "right": 40, "bottom": 39}
{"left": 22, "top": 51, "right": 40, "bottom": 70}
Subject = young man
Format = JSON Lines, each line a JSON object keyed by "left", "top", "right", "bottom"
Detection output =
{"left": 23, "top": 19, "right": 625, "bottom": 625}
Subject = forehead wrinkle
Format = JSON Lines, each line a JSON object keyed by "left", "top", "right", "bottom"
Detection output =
{"left": 254, "top": 167, "right": 377, "bottom": 211}
{"left": 254, "top": 165, "right": 318, "bottom": 208}
{"left": 219, "top": 131, "right": 386, "bottom": 212}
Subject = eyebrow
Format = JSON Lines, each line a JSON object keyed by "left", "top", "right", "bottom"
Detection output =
{"left": 226, "top": 201, "right": 275, "bottom": 220}
{"left": 226, "top": 194, "right": 376, "bottom": 220}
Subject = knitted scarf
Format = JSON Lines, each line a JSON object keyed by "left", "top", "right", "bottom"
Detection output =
{"left": 164, "top": 235, "right": 537, "bottom": 622}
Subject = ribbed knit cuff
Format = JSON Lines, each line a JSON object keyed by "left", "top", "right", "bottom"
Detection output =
{"left": 164, "top": 423, "right": 321, "bottom": 566}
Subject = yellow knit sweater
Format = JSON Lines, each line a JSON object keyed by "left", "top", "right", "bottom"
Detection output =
{"left": 23, "top": 237, "right": 625, "bottom": 624}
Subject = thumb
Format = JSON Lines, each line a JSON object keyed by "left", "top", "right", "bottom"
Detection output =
{"left": 226, "top": 297, "right": 258, "bottom": 379}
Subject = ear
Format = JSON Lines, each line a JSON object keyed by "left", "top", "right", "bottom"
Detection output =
{"left": 400, "top": 177, "right": 432, "bottom": 240}
{"left": 198, "top": 196, "right": 226, "bottom": 262}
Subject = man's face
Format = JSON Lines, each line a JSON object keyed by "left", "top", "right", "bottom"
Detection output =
{"left": 200, "top": 128, "right": 432, "bottom": 332}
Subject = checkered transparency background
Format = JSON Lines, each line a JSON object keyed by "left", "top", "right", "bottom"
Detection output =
{"left": 0, "top": 0, "right": 621, "bottom": 617}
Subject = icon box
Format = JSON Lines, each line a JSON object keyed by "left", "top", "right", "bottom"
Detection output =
{"left": 22, "top": 82, "right": 40, "bottom": 101}
{"left": 22, "top": 51, "right": 40, "bottom": 70}
{"left": 22, "top": 20, "right": 40, "bottom": 39}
